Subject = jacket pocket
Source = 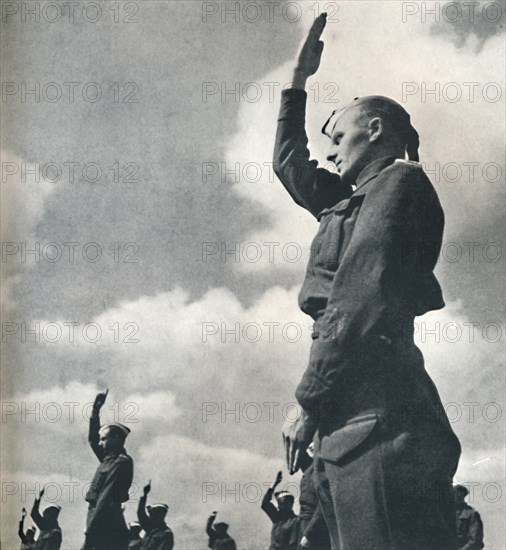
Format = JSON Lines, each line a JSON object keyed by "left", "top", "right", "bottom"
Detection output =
{"left": 319, "top": 414, "right": 378, "bottom": 463}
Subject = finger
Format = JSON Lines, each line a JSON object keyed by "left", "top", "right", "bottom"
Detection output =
{"left": 284, "top": 435, "right": 290, "bottom": 469}
{"left": 293, "top": 448, "right": 301, "bottom": 474}
{"left": 308, "top": 12, "right": 327, "bottom": 41}
{"left": 288, "top": 439, "right": 297, "bottom": 474}
{"left": 104, "top": 388, "right": 109, "bottom": 398}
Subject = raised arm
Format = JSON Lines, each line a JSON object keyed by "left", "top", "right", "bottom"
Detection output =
{"left": 18, "top": 509, "right": 27, "bottom": 543}
{"left": 206, "top": 511, "right": 217, "bottom": 538}
{"left": 137, "top": 481, "right": 152, "bottom": 532}
{"left": 261, "top": 471, "right": 282, "bottom": 523}
{"left": 274, "top": 14, "right": 352, "bottom": 218}
{"left": 30, "top": 489, "right": 47, "bottom": 531}
{"left": 89, "top": 390, "right": 108, "bottom": 461}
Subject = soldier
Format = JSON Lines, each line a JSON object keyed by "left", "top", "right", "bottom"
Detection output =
{"left": 83, "top": 389, "right": 133, "bottom": 550}
{"left": 278, "top": 13, "right": 461, "bottom": 550}
{"left": 128, "top": 523, "right": 143, "bottom": 550}
{"left": 137, "top": 481, "right": 174, "bottom": 550}
{"left": 454, "top": 485, "right": 484, "bottom": 550}
{"left": 261, "top": 472, "right": 299, "bottom": 550}
{"left": 206, "top": 511, "right": 237, "bottom": 550}
{"left": 18, "top": 508, "right": 37, "bottom": 550}
{"left": 30, "top": 489, "right": 62, "bottom": 550}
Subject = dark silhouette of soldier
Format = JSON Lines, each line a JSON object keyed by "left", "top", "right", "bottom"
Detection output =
{"left": 206, "top": 511, "right": 237, "bottom": 550}
{"left": 18, "top": 508, "right": 37, "bottom": 550}
{"left": 83, "top": 389, "right": 133, "bottom": 550}
{"left": 30, "top": 489, "right": 62, "bottom": 550}
{"left": 137, "top": 481, "right": 174, "bottom": 550}
{"left": 454, "top": 485, "right": 484, "bottom": 550}
{"left": 262, "top": 472, "right": 300, "bottom": 550}
{"left": 279, "top": 13, "right": 461, "bottom": 550}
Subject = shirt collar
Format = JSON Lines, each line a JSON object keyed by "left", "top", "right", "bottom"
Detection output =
{"left": 354, "top": 156, "right": 397, "bottom": 191}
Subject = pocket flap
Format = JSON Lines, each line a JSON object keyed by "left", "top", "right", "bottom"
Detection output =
{"left": 320, "top": 415, "right": 378, "bottom": 462}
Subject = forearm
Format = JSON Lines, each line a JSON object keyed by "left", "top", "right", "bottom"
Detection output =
{"left": 137, "top": 495, "right": 150, "bottom": 530}
{"left": 291, "top": 68, "right": 308, "bottom": 91}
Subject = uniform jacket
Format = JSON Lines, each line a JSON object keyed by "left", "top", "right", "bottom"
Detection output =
{"left": 85, "top": 408, "right": 133, "bottom": 537}
{"left": 456, "top": 504, "right": 484, "bottom": 550}
{"left": 137, "top": 495, "right": 174, "bottom": 550}
{"left": 261, "top": 489, "right": 300, "bottom": 550}
{"left": 30, "top": 502, "right": 62, "bottom": 550}
{"left": 274, "top": 88, "right": 460, "bottom": 457}
{"left": 206, "top": 516, "right": 237, "bottom": 550}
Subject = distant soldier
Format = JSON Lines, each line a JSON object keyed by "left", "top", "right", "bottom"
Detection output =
{"left": 30, "top": 489, "right": 62, "bottom": 550}
{"left": 137, "top": 481, "right": 174, "bottom": 550}
{"left": 128, "top": 523, "right": 143, "bottom": 550}
{"left": 18, "top": 508, "right": 36, "bottom": 550}
{"left": 206, "top": 511, "right": 237, "bottom": 550}
{"left": 298, "top": 447, "right": 331, "bottom": 550}
{"left": 261, "top": 472, "right": 299, "bottom": 550}
{"left": 83, "top": 389, "right": 133, "bottom": 550}
{"left": 454, "top": 485, "right": 484, "bottom": 550}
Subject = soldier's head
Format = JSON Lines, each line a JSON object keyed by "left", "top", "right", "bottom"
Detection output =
{"left": 42, "top": 505, "right": 61, "bottom": 524}
{"left": 99, "top": 423, "right": 130, "bottom": 454}
{"left": 26, "top": 528, "right": 36, "bottom": 542}
{"left": 214, "top": 522, "right": 229, "bottom": 537}
{"left": 147, "top": 504, "right": 168, "bottom": 526}
{"left": 453, "top": 484, "right": 469, "bottom": 506}
{"left": 129, "top": 522, "right": 142, "bottom": 538}
{"left": 275, "top": 491, "right": 295, "bottom": 514}
{"left": 322, "top": 96, "right": 419, "bottom": 184}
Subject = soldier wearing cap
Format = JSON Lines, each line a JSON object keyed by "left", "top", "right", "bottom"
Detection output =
{"left": 30, "top": 489, "right": 62, "bottom": 550}
{"left": 18, "top": 507, "right": 37, "bottom": 550}
{"left": 128, "top": 523, "right": 143, "bottom": 550}
{"left": 454, "top": 485, "right": 484, "bottom": 550}
{"left": 206, "top": 511, "right": 237, "bottom": 550}
{"left": 278, "top": 13, "right": 461, "bottom": 550}
{"left": 137, "top": 481, "right": 174, "bottom": 550}
{"left": 83, "top": 390, "right": 133, "bottom": 550}
{"left": 261, "top": 472, "right": 299, "bottom": 550}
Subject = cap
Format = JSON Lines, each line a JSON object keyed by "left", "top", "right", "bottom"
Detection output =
{"left": 321, "top": 96, "right": 420, "bottom": 162}
{"left": 147, "top": 503, "right": 169, "bottom": 512}
{"left": 129, "top": 522, "right": 141, "bottom": 528}
{"left": 99, "top": 423, "right": 131, "bottom": 438}
{"left": 274, "top": 491, "right": 294, "bottom": 502}
{"left": 43, "top": 505, "right": 61, "bottom": 514}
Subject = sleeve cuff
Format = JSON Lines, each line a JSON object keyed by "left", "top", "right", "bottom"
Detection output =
{"left": 281, "top": 88, "right": 307, "bottom": 101}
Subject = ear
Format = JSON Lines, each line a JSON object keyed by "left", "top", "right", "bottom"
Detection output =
{"left": 367, "top": 117, "right": 383, "bottom": 142}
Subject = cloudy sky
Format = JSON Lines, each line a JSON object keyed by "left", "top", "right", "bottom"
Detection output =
{"left": 1, "top": 0, "right": 505, "bottom": 548}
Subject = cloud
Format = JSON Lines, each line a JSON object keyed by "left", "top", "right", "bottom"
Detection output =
{"left": 429, "top": 0, "right": 505, "bottom": 52}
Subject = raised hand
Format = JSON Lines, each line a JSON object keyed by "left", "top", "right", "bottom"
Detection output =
{"left": 93, "top": 389, "right": 109, "bottom": 410}
{"left": 295, "top": 13, "right": 327, "bottom": 78}
{"left": 274, "top": 471, "right": 283, "bottom": 487}
{"left": 22, "top": 507, "right": 27, "bottom": 518}
{"left": 143, "top": 480, "right": 151, "bottom": 496}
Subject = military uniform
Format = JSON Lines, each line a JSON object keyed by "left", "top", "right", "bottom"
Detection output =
{"left": 128, "top": 538, "right": 143, "bottom": 550}
{"left": 261, "top": 489, "right": 300, "bottom": 550}
{"left": 30, "top": 504, "right": 62, "bottom": 550}
{"left": 18, "top": 519, "right": 37, "bottom": 550}
{"left": 137, "top": 499, "right": 174, "bottom": 550}
{"left": 274, "top": 88, "right": 461, "bottom": 549}
{"left": 83, "top": 411, "right": 133, "bottom": 550}
{"left": 206, "top": 516, "right": 237, "bottom": 550}
{"left": 456, "top": 504, "right": 484, "bottom": 550}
